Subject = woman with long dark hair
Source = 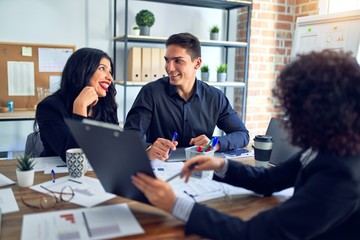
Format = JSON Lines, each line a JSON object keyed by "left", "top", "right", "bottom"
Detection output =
{"left": 36, "top": 48, "right": 118, "bottom": 161}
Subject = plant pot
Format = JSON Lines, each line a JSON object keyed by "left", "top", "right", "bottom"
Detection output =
{"left": 132, "top": 29, "right": 140, "bottom": 36}
{"left": 210, "top": 32, "right": 219, "bottom": 41}
{"left": 16, "top": 168, "right": 35, "bottom": 187}
{"left": 140, "top": 26, "right": 150, "bottom": 36}
{"left": 217, "top": 73, "right": 227, "bottom": 82}
{"left": 201, "top": 72, "right": 210, "bottom": 81}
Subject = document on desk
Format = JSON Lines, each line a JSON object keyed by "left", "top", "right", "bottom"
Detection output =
{"left": 31, "top": 176, "right": 115, "bottom": 207}
{"left": 0, "top": 173, "right": 15, "bottom": 187}
{"left": 224, "top": 149, "right": 254, "bottom": 159}
{"left": 31, "top": 156, "right": 93, "bottom": 174}
{"left": 0, "top": 188, "right": 19, "bottom": 214}
{"left": 151, "top": 160, "right": 254, "bottom": 202}
{"left": 21, "top": 203, "right": 144, "bottom": 240}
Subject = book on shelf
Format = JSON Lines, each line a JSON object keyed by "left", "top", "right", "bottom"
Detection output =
{"left": 141, "top": 48, "right": 152, "bottom": 81}
{"left": 127, "top": 47, "right": 141, "bottom": 81}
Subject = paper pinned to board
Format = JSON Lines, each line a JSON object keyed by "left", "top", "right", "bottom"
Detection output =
{"left": 7, "top": 61, "right": 35, "bottom": 96}
{"left": 38, "top": 48, "right": 73, "bottom": 72}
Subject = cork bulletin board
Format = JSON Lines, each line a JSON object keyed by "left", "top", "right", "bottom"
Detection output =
{"left": 0, "top": 42, "right": 75, "bottom": 109}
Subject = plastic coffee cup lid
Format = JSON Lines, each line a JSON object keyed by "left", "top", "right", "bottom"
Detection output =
{"left": 254, "top": 135, "right": 273, "bottom": 142}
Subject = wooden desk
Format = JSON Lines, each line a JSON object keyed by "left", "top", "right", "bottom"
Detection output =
{"left": 0, "top": 110, "right": 35, "bottom": 121}
{"left": 0, "top": 159, "right": 287, "bottom": 239}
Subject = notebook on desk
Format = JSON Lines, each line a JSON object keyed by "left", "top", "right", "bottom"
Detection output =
{"left": 65, "top": 118, "right": 155, "bottom": 204}
{"left": 266, "top": 118, "right": 302, "bottom": 166}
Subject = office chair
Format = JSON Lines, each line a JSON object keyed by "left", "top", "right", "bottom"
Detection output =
{"left": 24, "top": 131, "right": 44, "bottom": 157}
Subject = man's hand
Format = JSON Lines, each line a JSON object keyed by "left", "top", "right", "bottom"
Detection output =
{"left": 131, "top": 173, "right": 176, "bottom": 213}
{"left": 189, "top": 134, "right": 220, "bottom": 151}
{"left": 147, "top": 138, "right": 178, "bottom": 161}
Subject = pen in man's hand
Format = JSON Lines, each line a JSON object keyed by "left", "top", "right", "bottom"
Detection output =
{"left": 168, "top": 132, "right": 178, "bottom": 156}
{"left": 166, "top": 162, "right": 198, "bottom": 182}
{"left": 51, "top": 169, "right": 55, "bottom": 183}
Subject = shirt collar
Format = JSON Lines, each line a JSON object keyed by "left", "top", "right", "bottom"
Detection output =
{"left": 300, "top": 148, "right": 318, "bottom": 168}
{"left": 167, "top": 77, "right": 201, "bottom": 100}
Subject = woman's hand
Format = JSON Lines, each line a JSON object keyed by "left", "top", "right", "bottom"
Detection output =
{"left": 147, "top": 138, "right": 178, "bottom": 161}
{"left": 182, "top": 155, "right": 225, "bottom": 182}
{"left": 131, "top": 173, "right": 176, "bottom": 213}
{"left": 73, "top": 86, "right": 99, "bottom": 117}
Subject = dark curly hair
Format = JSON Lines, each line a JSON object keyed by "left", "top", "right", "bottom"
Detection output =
{"left": 273, "top": 50, "right": 360, "bottom": 156}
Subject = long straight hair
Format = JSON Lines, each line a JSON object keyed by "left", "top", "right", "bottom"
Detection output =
{"left": 56, "top": 47, "right": 118, "bottom": 124}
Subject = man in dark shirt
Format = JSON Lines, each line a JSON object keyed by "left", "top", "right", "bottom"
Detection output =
{"left": 124, "top": 32, "right": 249, "bottom": 161}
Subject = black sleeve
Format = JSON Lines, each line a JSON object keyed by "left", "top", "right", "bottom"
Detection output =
{"left": 36, "top": 98, "right": 86, "bottom": 162}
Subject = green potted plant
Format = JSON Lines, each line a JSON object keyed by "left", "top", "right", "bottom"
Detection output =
{"left": 16, "top": 154, "right": 36, "bottom": 187}
{"left": 210, "top": 25, "right": 220, "bottom": 40}
{"left": 132, "top": 25, "right": 140, "bottom": 36}
{"left": 216, "top": 63, "right": 227, "bottom": 82}
{"left": 200, "top": 64, "right": 210, "bottom": 81}
{"left": 135, "top": 9, "right": 155, "bottom": 36}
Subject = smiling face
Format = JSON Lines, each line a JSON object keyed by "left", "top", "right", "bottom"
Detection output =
{"left": 164, "top": 44, "right": 201, "bottom": 90}
{"left": 88, "top": 58, "right": 113, "bottom": 97}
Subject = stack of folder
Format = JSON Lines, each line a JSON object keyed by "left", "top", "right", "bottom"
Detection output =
{"left": 127, "top": 47, "right": 167, "bottom": 82}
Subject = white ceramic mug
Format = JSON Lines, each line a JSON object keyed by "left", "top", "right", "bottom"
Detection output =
{"left": 66, "top": 148, "right": 87, "bottom": 178}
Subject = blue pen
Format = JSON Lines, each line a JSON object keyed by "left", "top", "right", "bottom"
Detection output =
{"left": 211, "top": 137, "right": 219, "bottom": 150}
{"left": 168, "top": 132, "right": 178, "bottom": 156}
{"left": 51, "top": 169, "right": 55, "bottom": 183}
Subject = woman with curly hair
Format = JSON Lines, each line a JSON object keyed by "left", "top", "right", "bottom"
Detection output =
{"left": 36, "top": 48, "right": 118, "bottom": 162}
{"left": 132, "top": 50, "right": 360, "bottom": 239}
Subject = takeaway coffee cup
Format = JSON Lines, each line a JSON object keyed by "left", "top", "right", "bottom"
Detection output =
{"left": 66, "top": 148, "right": 88, "bottom": 178}
{"left": 253, "top": 135, "right": 273, "bottom": 168}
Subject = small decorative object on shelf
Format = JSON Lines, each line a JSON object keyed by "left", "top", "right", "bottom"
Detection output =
{"left": 16, "top": 154, "right": 36, "bottom": 187}
{"left": 132, "top": 25, "right": 140, "bottom": 36}
{"left": 216, "top": 63, "right": 227, "bottom": 82}
{"left": 200, "top": 64, "right": 210, "bottom": 81}
{"left": 0, "top": 106, "right": 9, "bottom": 113}
{"left": 210, "top": 25, "right": 219, "bottom": 40}
{"left": 135, "top": 9, "right": 155, "bottom": 36}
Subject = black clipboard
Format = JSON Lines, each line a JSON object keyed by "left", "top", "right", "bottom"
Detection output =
{"left": 65, "top": 118, "right": 155, "bottom": 203}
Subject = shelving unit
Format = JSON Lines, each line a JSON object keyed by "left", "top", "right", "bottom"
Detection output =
{"left": 113, "top": 0, "right": 252, "bottom": 122}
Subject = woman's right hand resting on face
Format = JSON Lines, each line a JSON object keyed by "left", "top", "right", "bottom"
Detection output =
{"left": 72, "top": 86, "right": 99, "bottom": 117}
{"left": 181, "top": 155, "right": 225, "bottom": 182}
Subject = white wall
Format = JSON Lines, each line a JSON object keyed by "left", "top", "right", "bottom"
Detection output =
{"left": 0, "top": 0, "right": 235, "bottom": 151}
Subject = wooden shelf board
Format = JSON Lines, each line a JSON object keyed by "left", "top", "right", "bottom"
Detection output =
{"left": 114, "top": 35, "right": 248, "bottom": 48}
{"left": 114, "top": 80, "right": 245, "bottom": 88}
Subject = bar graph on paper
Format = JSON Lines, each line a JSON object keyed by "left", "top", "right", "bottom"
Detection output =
{"left": 21, "top": 204, "right": 144, "bottom": 240}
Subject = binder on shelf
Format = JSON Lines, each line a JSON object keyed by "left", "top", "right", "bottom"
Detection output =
{"left": 141, "top": 48, "right": 152, "bottom": 81}
{"left": 159, "top": 48, "right": 167, "bottom": 78}
{"left": 127, "top": 47, "right": 141, "bottom": 81}
{"left": 151, "top": 48, "right": 160, "bottom": 80}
